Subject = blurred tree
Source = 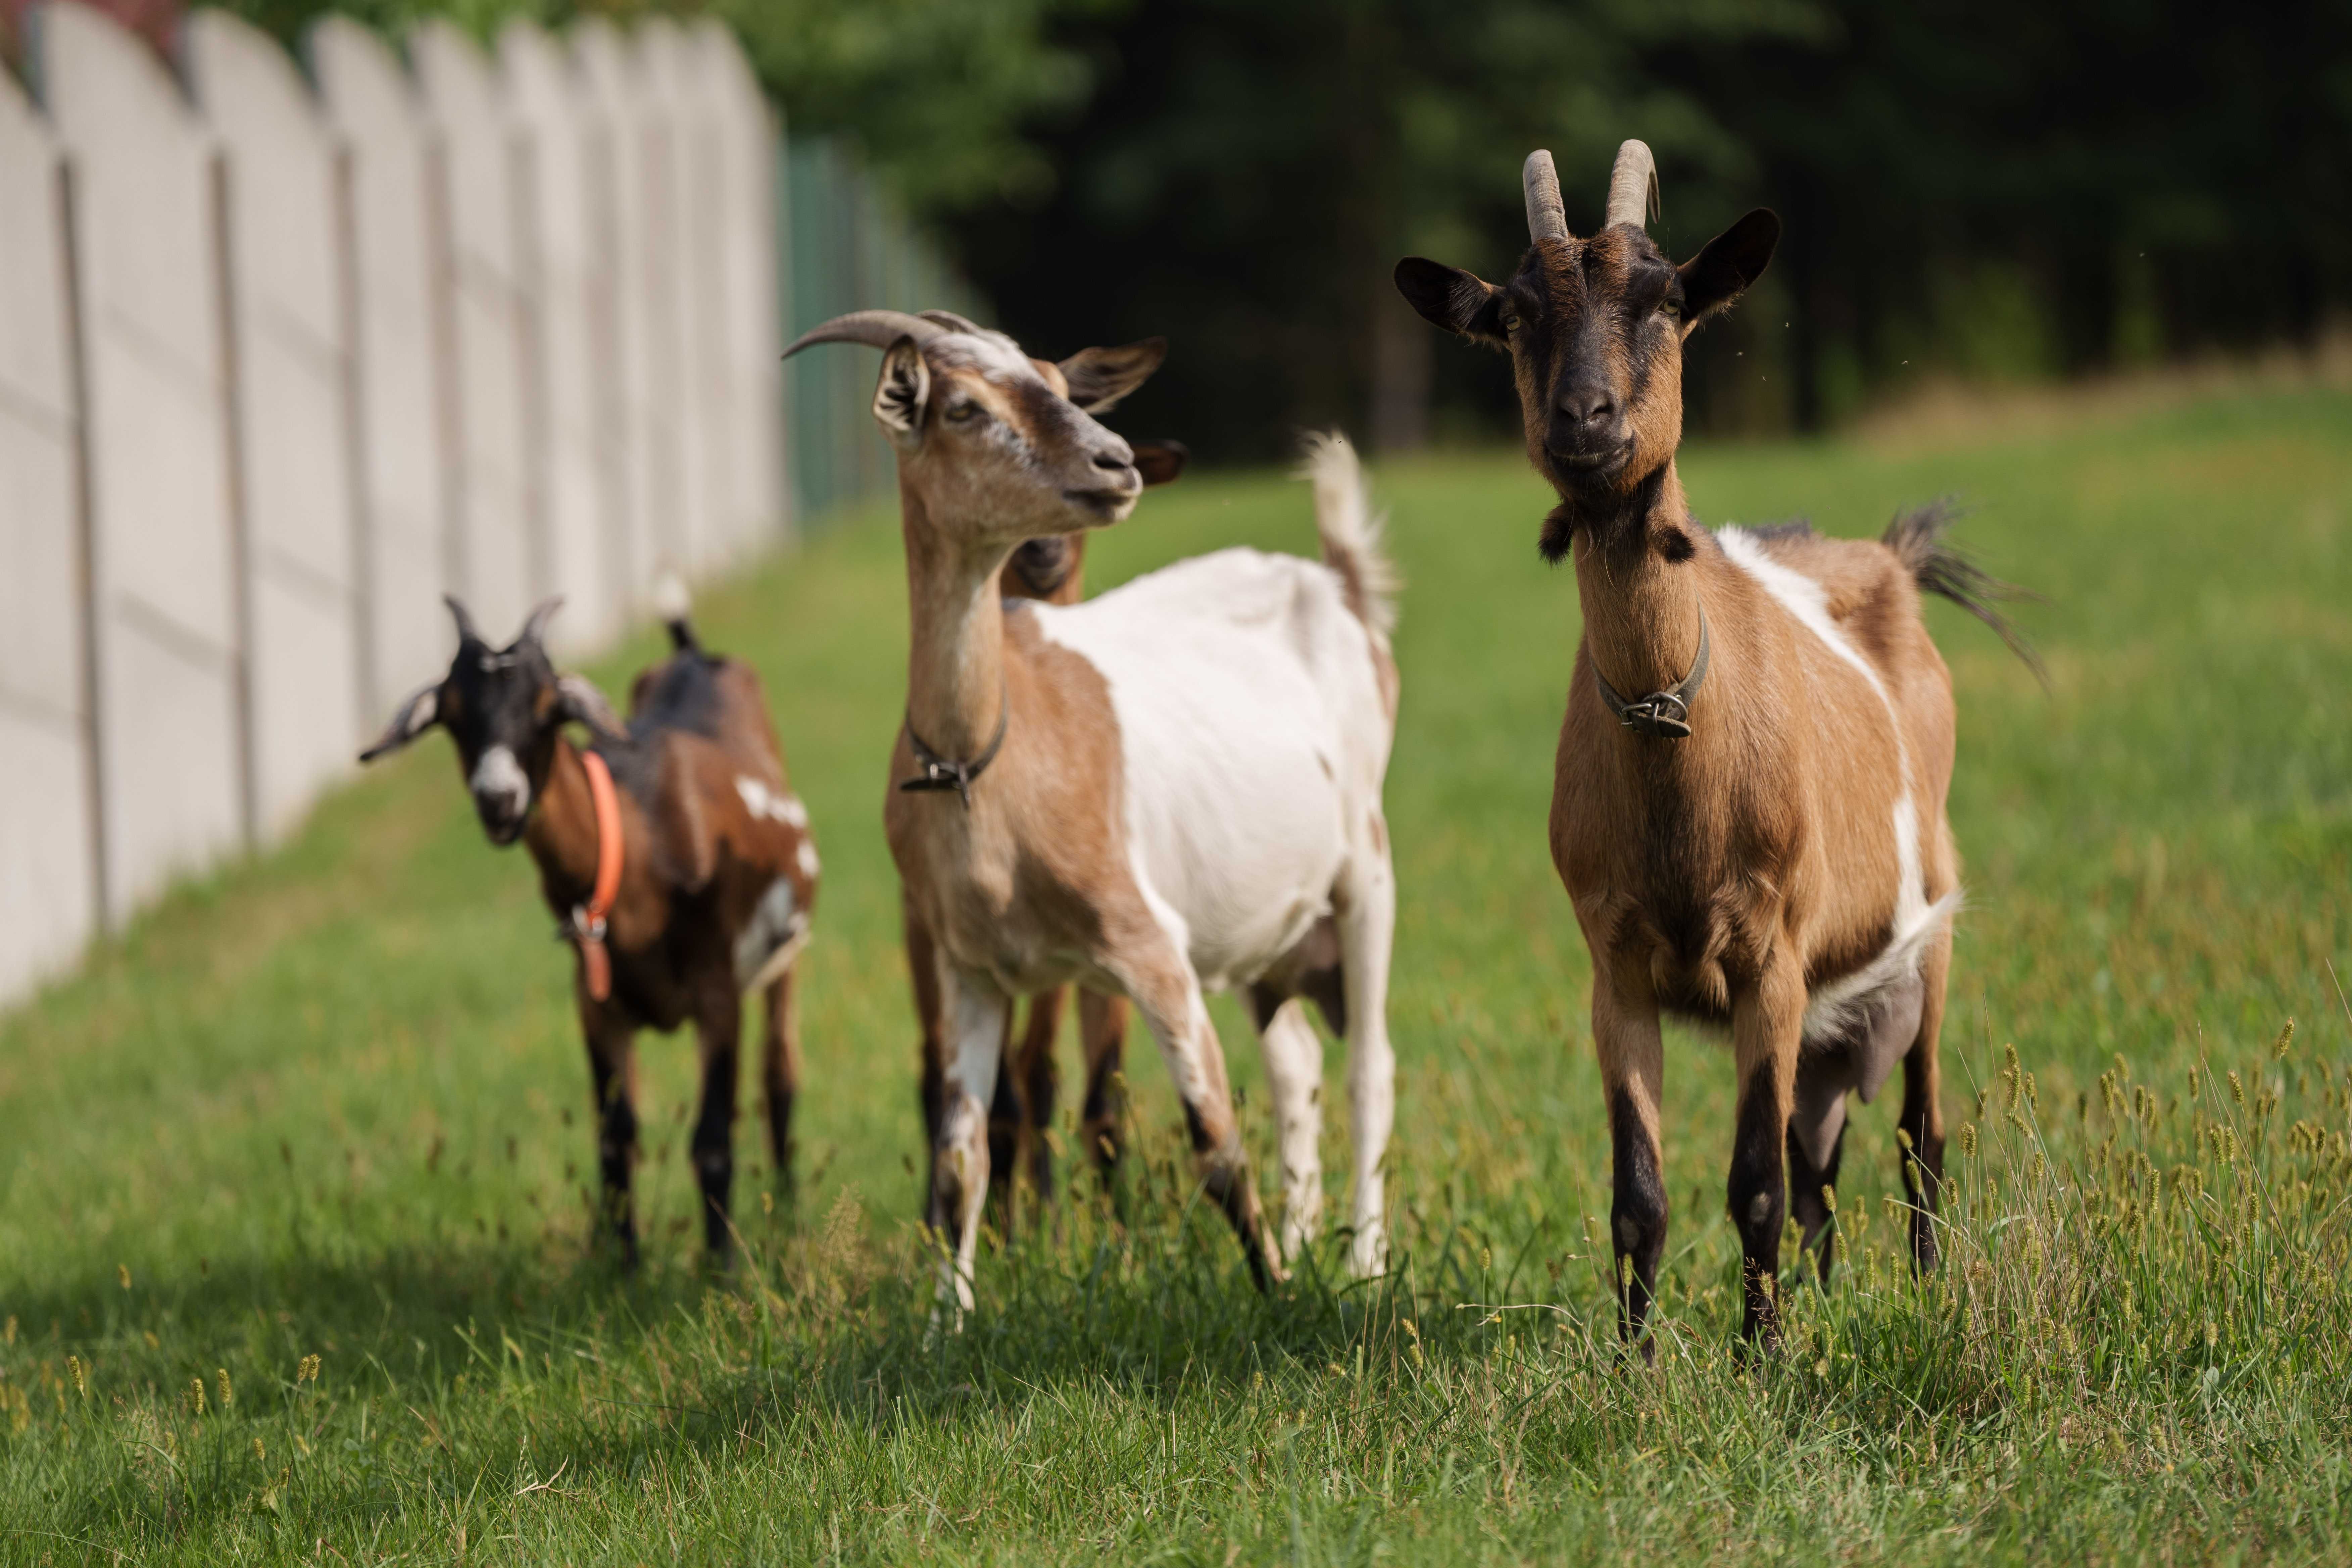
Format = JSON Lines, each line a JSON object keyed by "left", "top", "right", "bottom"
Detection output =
{"left": 943, "top": 0, "right": 1825, "bottom": 457}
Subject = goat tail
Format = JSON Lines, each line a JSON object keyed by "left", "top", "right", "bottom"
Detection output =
{"left": 1298, "top": 431, "right": 1399, "bottom": 640}
{"left": 651, "top": 571, "right": 701, "bottom": 654}
{"left": 1881, "top": 500, "right": 2047, "bottom": 687}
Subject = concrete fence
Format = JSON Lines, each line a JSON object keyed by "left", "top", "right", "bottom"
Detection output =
{"left": 0, "top": 2, "right": 974, "bottom": 1011}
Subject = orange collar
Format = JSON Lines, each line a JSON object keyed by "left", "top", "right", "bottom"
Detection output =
{"left": 570, "top": 748, "right": 626, "bottom": 1002}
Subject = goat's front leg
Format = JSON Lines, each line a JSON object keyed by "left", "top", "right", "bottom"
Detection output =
{"left": 1729, "top": 953, "right": 1807, "bottom": 1348}
{"left": 1115, "top": 947, "right": 1285, "bottom": 1288}
{"left": 582, "top": 1007, "right": 642, "bottom": 1268}
{"left": 691, "top": 984, "right": 744, "bottom": 1260}
{"left": 1592, "top": 962, "right": 1668, "bottom": 1353}
{"left": 905, "top": 900, "right": 948, "bottom": 1207}
{"left": 1336, "top": 827, "right": 1398, "bottom": 1278}
{"left": 932, "top": 967, "right": 1010, "bottom": 1316}
{"left": 760, "top": 964, "right": 803, "bottom": 1195}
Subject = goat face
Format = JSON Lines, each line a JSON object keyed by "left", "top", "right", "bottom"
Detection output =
{"left": 358, "top": 597, "right": 626, "bottom": 846}
{"left": 1395, "top": 207, "right": 1779, "bottom": 521}
{"left": 865, "top": 326, "right": 1186, "bottom": 543}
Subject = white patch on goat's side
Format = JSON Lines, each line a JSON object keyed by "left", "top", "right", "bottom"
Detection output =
{"left": 796, "top": 838, "right": 821, "bottom": 880}
{"left": 470, "top": 745, "right": 530, "bottom": 817}
{"left": 734, "top": 876, "right": 810, "bottom": 992}
{"left": 1716, "top": 528, "right": 1956, "bottom": 1055}
{"left": 734, "top": 775, "right": 809, "bottom": 830}
{"left": 1029, "top": 550, "right": 1389, "bottom": 995}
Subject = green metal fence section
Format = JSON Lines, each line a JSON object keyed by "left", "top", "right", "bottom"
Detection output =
{"left": 778, "top": 135, "right": 986, "bottom": 530}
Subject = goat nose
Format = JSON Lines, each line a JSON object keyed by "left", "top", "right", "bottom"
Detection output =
{"left": 1091, "top": 442, "right": 1135, "bottom": 474}
{"left": 1560, "top": 386, "right": 1616, "bottom": 427}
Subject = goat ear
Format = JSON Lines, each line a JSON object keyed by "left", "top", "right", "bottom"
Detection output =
{"left": 1393, "top": 258, "right": 1506, "bottom": 345}
{"left": 1679, "top": 209, "right": 1780, "bottom": 326}
{"left": 1131, "top": 440, "right": 1188, "bottom": 488}
{"left": 359, "top": 683, "right": 440, "bottom": 763}
{"left": 872, "top": 336, "right": 930, "bottom": 449}
{"left": 555, "top": 674, "right": 630, "bottom": 745}
{"left": 1057, "top": 338, "right": 1167, "bottom": 414}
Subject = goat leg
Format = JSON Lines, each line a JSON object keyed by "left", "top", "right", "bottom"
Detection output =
{"left": 692, "top": 986, "right": 744, "bottom": 1262}
{"left": 1899, "top": 930, "right": 1953, "bottom": 1273}
{"left": 1593, "top": 969, "right": 1668, "bottom": 1357}
{"left": 1078, "top": 990, "right": 1129, "bottom": 1200}
{"left": 1728, "top": 959, "right": 1806, "bottom": 1349}
{"left": 583, "top": 1011, "right": 641, "bottom": 1269}
{"left": 762, "top": 966, "right": 802, "bottom": 1198}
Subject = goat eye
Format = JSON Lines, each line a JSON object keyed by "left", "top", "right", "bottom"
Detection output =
{"left": 1659, "top": 295, "right": 1682, "bottom": 318}
{"left": 1501, "top": 312, "right": 1521, "bottom": 333}
{"left": 945, "top": 402, "right": 983, "bottom": 424}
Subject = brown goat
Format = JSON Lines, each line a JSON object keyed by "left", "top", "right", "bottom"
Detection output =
{"left": 1396, "top": 144, "right": 2032, "bottom": 1349}
{"left": 361, "top": 594, "right": 818, "bottom": 1266}
{"left": 908, "top": 528, "right": 1136, "bottom": 1226}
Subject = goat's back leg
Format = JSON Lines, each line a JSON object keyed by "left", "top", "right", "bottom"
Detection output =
{"left": 1899, "top": 928, "right": 1953, "bottom": 1272}
{"left": 1334, "top": 826, "right": 1398, "bottom": 1277}
{"left": 1108, "top": 936, "right": 1284, "bottom": 1287}
{"left": 1077, "top": 989, "right": 1129, "bottom": 1198}
{"left": 691, "top": 983, "right": 746, "bottom": 1261}
{"left": 1591, "top": 963, "right": 1667, "bottom": 1354}
{"left": 760, "top": 964, "right": 803, "bottom": 1197}
{"left": 1250, "top": 993, "right": 1325, "bottom": 1265}
{"left": 1784, "top": 1081, "right": 1848, "bottom": 1283}
{"left": 932, "top": 967, "right": 1011, "bottom": 1315}
{"left": 581, "top": 1004, "right": 642, "bottom": 1269}
{"left": 987, "top": 985, "right": 1066, "bottom": 1238}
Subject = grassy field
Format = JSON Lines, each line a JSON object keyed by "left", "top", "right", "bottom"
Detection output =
{"left": 2, "top": 377, "right": 2348, "bottom": 1565}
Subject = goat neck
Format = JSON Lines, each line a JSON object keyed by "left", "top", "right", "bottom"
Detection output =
{"left": 900, "top": 480, "right": 1016, "bottom": 762}
{"left": 1563, "top": 458, "right": 1708, "bottom": 702}
{"left": 524, "top": 735, "right": 608, "bottom": 903}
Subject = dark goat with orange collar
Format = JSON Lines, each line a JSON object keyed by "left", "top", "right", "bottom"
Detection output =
{"left": 362, "top": 594, "right": 818, "bottom": 1265}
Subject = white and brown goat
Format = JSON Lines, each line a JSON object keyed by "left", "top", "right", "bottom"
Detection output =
{"left": 786, "top": 310, "right": 1400, "bottom": 1306}
{"left": 361, "top": 594, "right": 818, "bottom": 1266}
{"left": 1396, "top": 144, "right": 2035, "bottom": 1347}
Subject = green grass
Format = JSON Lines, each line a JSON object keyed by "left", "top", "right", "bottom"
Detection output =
{"left": 3, "top": 380, "right": 2348, "bottom": 1565}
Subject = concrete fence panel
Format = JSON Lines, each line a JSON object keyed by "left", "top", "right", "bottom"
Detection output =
{"left": 32, "top": 0, "right": 248, "bottom": 918}
{"left": 572, "top": 19, "right": 668, "bottom": 600}
{"left": 645, "top": 17, "right": 727, "bottom": 573}
{"left": 183, "top": 9, "right": 362, "bottom": 841}
{"left": 307, "top": 16, "right": 450, "bottom": 721}
{"left": 500, "top": 19, "right": 621, "bottom": 654}
{"left": 410, "top": 19, "right": 534, "bottom": 642}
{"left": 696, "top": 18, "right": 785, "bottom": 550}
{"left": 0, "top": 66, "right": 99, "bottom": 996}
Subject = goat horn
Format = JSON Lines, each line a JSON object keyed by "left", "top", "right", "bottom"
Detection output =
{"left": 443, "top": 593, "right": 483, "bottom": 647}
{"left": 1606, "top": 139, "right": 1657, "bottom": 231}
{"left": 781, "top": 310, "right": 948, "bottom": 359}
{"left": 519, "top": 596, "right": 564, "bottom": 648}
{"left": 1523, "top": 150, "right": 1569, "bottom": 243}
{"left": 917, "top": 309, "right": 985, "bottom": 334}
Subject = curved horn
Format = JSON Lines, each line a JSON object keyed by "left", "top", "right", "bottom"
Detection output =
{"left": 1606, "top": 139, "right": 1657, "bottom": 231}
{"left": 917, "top": 309, "right": 986, "bottom": 334}
{"left": 443, "top": 593, "right": 483, "bottom": 647}
{"left": 1523, "top": 150, "right": 1568, "bottom": 243}
{"left": 519, "top": 596, "right": 564, "bottom": 648}
{"left": 781, "top": 310, "right": 949, "bottom": 359}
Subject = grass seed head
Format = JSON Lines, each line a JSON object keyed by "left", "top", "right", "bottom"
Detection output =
{"left": 67, "top": 1356, "right": 85, "bottom": 1398}
{"left": 2273, "top": 1019, "right": 2295, "bottom": 1060}
{"left": 116, "top": 1264, "right": 129, "bottom": 1291}
{"left": 215, "top": 1368, "right": 232, "bottom": 1409}
{"left": 190, "top": 1377, "right": 205, "bottom": 1416}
